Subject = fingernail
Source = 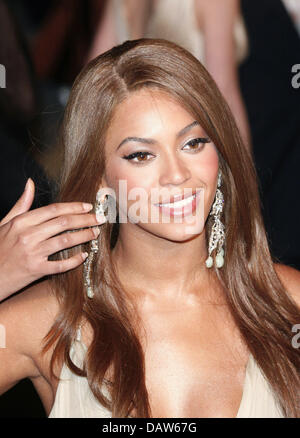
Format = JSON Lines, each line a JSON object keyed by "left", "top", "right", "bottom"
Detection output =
{"left": 83, "top": 203, "right": 93, "bottom": 211}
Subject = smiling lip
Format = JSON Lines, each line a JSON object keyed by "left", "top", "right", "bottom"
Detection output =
{"left": 155, "top": 190, "right": 200, "bottom": 217}
{"left": 154, "top": 189, "right": 198, "bottom": 206}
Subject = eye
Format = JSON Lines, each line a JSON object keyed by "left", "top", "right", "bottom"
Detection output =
{"left": 182, "top": 137, "right": 211, "bottom": 152}
{"left": 122, "top": 151, "right": 154, "bottom": 164}
{"left": 122, "top": 137, "right": 211, "bottom": 165}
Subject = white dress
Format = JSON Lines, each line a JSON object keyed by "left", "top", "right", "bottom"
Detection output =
{"left": 112, "top": 0, "right": 248, "bottom": 64}
{"left": 48, "top": 326, "right": 285, "bottom": 418}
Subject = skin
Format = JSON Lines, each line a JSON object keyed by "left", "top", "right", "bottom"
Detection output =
{"left": 0, "top": 178, "right": 105, "bottom": 302}
{"left": 87, "top": 0, "right": 251, "bottom": 150}
{"left": 87, "top": 0, "right": 152, "bottom": 62}
{"left": 195, "top": 0, "right": 252, "bottom": 150}
{"left": 98, "top": 89, "right": 252, "bottom": 417}
{"left": 0, "top": 90, "right": 299, "bottom": 418}
{"left": 101, "top": 89, "right": 219, "bottom": 302}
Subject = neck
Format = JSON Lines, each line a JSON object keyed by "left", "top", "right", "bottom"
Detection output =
{"left": 111, "top": 223, "right": 221, "bottom": 307}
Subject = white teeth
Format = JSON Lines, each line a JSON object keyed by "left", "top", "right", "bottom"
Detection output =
{"left": 158, "top": 193, "right": 196, "bottom": 208}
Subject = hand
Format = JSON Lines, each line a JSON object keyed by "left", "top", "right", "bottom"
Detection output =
{"left": 0, "top": 178, "right": 106, "bottom": 302}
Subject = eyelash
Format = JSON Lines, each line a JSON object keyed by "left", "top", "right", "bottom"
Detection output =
{"left": 122, "top": 138, "right": 211, "bottom": 165}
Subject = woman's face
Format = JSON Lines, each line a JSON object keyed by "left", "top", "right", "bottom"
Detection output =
{"left": 101, "top": 88, "right": 219, "bottom": 242}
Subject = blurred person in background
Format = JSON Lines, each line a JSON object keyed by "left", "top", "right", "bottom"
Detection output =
{"left": 6, "top": 0, "right": 107, "bottom": 183}
{"left": 282, "top": 0, "right": 300, "bottom": 35}
{"left": 239, "top": 0, "right": 300, "bottom": 270}
{"left": 0, "top": 0, "right": 52, "bottom": 417}
{"left": 0, "top": 0, "right": 52, "bottom": 224}
{"left": 87, "top": 0, "right": 252, "bottom": 151}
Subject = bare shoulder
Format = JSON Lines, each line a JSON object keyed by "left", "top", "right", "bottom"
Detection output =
{"left": 0, "top": 279, "right": 60, "bottom": 362}
{"left": 273, "top": 262, "right": 300, "bottom": 309}
{"left": 0, "top": 279, "right": 61, "bottom": 397}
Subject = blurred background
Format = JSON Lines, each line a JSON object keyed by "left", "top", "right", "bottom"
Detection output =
{"left": 0, "top": 0, "right": 299, "bottom": 418}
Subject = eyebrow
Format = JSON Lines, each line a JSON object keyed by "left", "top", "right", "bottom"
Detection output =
{"left": 116, "top": 120, "right": 201, "bottom": 150}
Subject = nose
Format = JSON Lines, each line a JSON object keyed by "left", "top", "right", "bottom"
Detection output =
{"left": 159, "top": 152, "right": 191, "bottom": 187}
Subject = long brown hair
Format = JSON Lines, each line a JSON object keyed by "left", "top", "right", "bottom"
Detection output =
{"left": 44, "top": 38, "right": 300, "bottom": 417}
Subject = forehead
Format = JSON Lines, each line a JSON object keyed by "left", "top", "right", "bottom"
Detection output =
{"left": 107, "top": 89, "right": 194, "bottom": 133}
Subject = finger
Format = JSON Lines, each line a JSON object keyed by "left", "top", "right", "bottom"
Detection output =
{"left": 44, "top": 252, "right": 89, "bottom": 275}
{"left": 10, "top": 201, "right": 94, "bottom": 228}
{"left": 38, "top": 226, "right": 101, "bottom": 256}
{"left": 31, "top": 212, "right": 106, "bottom": 243}
{"left": 0, "top": 178, "right": 35, "bottom": 226}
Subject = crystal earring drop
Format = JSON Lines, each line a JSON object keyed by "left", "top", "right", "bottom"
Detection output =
{"left": 205, "top": 171, "right": 225, "bottom": 269}
{"left": 95, "top": 191, "right": 109, "bottom": 222}
{"left": 83, "top": 193, "right": 109, "bottom": 298}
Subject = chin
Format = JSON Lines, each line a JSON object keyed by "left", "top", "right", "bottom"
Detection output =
{"left": 139, "top": 220, "right": 206, "bottom": 242}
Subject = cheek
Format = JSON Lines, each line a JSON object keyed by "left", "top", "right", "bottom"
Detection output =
{"left": 192, "top": 144, "right": 219, "bottom": 185}
{"left": 104, "top": 159, "right": 154, "bottom": 203}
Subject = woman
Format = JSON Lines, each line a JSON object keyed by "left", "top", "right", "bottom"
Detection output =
{"left": 0, "top": 39, "right": 299, "bottom": 418}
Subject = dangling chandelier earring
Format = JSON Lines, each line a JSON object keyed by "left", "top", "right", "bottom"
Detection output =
{"left": 205, "top": 170, "right": 225, "bottom": 269}
{"left": 83, "top": 191, "right": 109, "bottom": 298}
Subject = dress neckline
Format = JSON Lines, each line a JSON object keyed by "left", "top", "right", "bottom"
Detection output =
{"left": 235, "top": 352, "right": 253, "bottom": 417}
{"left": 75, "top": 327, "right": 253, "bottom": 418}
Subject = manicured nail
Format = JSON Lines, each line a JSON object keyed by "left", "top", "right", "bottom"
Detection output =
{"left": 82, "top": 252, "right": 89, "bottom": 260}
{"left": 83, "top": 203, "right": 93, "bottom": 211}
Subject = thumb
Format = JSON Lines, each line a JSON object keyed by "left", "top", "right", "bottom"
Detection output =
{"left": 0, "top": 178, "right": 35, "bottom": 225}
